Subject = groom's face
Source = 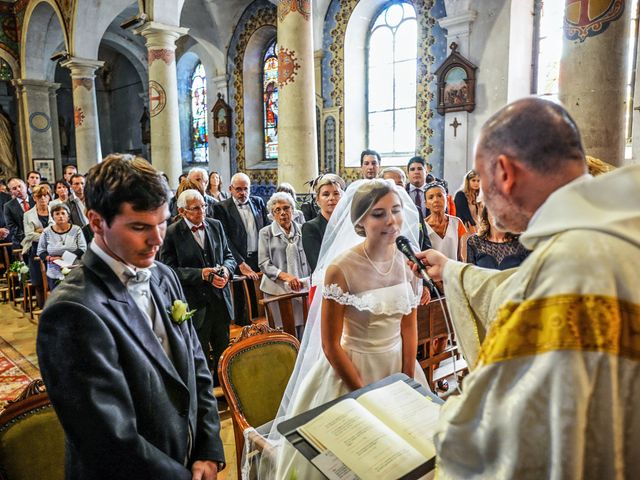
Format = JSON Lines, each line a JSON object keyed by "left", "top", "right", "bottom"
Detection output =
{"left": 91, "top": 202, "right": 170, "bottom": 268}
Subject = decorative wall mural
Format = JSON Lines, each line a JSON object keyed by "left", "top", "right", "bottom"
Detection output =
{"left": 29, "top": 112, "right": 51, "bottom": 132}
{"left": 227, "top": 0, "right": 278, "bottom": 187}
{"left": 277, "top": 47, "right": 300, "bottom": 87}
{"left": 278, "top": 0, "right": 311, "bottom": 22}
{"left": 149, "top": 80, "right": 167, "bottom": 117}
{"left": 149, "top": 49, "right": 176, "bottom": 66}
{"left": 73, "top": 107, "right": 84, "bottom": 128}
{"left": 565, "top": 0, "right": 625, "bottom": 42}
{"left": 72, "top": 78, "right": 93, "bottom": 92}
{"left": 0, "top": 2, "right": 19, "bottom": 61}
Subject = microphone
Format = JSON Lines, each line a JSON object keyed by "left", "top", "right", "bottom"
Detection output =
{"left": 395, "top": 235, "right": 435, "bottom": 289}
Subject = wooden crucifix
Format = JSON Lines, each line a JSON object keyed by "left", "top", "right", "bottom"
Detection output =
{"left": 450, "top": 117, "right": 462, "bottom": 137}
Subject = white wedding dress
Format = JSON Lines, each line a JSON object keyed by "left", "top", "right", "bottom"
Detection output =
{"left": 274, "top": 247, "right": 429, "bottom": 479}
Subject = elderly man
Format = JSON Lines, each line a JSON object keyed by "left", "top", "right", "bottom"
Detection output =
{"left": 3, "top": 177, "right": 34, "bottom": 248}
{"left": 213, "top": 172, "right": 269, "bottom": 325}
{"left": 379, "top": 166, "right": 406, "bottom": 187}
{"left": 359, "top": 149, "right": 381, "bottom": 180}
{"left": 187, "top": 167, "right": 217, "bottom": 214}
{"left": 67, "top": 173, "right": 88, "bottom": 227}
{"left": 417, "top": 97, "right": 640, "bottom": 478}
{"left": 161, "top": 190, "right": 236, "bottom": 381}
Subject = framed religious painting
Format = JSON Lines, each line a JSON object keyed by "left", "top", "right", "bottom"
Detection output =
{"left": 212, "top": 93, "right": 231, "bottom": 138}
{"left": 435, "top": 42, "right": 477, "bottom": 115}
{"left": 33, "top": 158, "right": 54, "bottom": 182}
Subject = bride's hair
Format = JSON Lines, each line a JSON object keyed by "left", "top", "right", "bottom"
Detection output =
{"left": 351, "top": 179, "right": 403, "bottom": 236}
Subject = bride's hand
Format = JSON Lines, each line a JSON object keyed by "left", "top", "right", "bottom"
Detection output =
{"left": 413, "top": 249, "right": 448, "bottom": 283}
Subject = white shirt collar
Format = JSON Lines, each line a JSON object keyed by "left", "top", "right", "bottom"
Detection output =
{"left": 409, "top": 184, "right": 425, "bottom": 192}
{"left": 183, "top": 217, "right": 203, "bottom": 230}
{"left": 234, "top": 197, "right": 249, "bottom": 207}
{"left": 90, "top": 241, "right": 155, "bottom": 286}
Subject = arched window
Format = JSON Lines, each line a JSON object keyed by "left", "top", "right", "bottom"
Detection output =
{"left": 367, "top": 2, "right": 417, "bottom": 163}
{"left": 263, "top": 40, "right": 278, "bottom": 160}
{"left": 191, "top": 62, "right": 208, "bottom": 163}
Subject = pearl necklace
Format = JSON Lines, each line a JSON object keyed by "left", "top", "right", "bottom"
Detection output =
{"left": 362, "top": 245, "right": 395, "bottom": 276}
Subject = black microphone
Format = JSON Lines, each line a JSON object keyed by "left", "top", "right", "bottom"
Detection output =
{"left": 395, "top": 235, "right": 435, "bottom": 288}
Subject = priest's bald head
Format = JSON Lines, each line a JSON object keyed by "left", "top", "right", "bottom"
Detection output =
{"left": 474, "top": 97, "right": 588, "bottom": 233}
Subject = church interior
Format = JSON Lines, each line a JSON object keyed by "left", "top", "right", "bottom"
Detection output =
{"left": 0, "top": 0, "right": 638, "bottom": 479}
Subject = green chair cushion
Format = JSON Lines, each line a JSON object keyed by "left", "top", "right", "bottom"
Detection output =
{"left": 0, "top": 407, "right": 65, "bottom": 480}
{"left": 228, "top": 342, "right": 298, "bottom": 427}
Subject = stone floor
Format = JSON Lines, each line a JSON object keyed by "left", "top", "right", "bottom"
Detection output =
{"left": 0, "top": 301, "right": 239, "bottom": 480}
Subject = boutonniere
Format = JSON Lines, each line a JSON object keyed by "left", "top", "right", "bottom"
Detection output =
{"left": 168, "top": 300, "right": 196, "bottom": 325}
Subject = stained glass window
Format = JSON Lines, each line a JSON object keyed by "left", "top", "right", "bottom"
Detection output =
{"left": 368, "top": 2, "right": 417, "bottom": 163}
{"left": 532, "top": 0, "right": 564, "bottom": 99}
{"left": 191, "top": 62, "right": 208, "bottom": 163}
{"left": 0, "top": 58, "right": 12, "bottom": 81}
{"left": 263, "top": 40, "right": 278, "bottom": 160}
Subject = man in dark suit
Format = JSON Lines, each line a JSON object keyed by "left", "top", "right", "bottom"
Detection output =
{"left": 212, "top": 172, "right": 269, "bottom": 325}
{"left": 37, "top": 154, "right": 224, "bottom": 480}
{"left": 66, "top": 173, "right": 88, "bottom": 226}
{"left": 161, "top": 189, "right": 236, "bottom": 382}
{"left": 3, "top": 177, "right": 34, "bottom": 248}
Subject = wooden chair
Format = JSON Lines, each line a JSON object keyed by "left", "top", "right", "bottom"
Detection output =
{"left": 31, "top": 257, "right": 49, "bottom": 320}
{"left": 230, "top": 273, "right": 268, "bottom": 325}
{"left": 218, "top": 323, "right": 300, "bottom": 479}
{"left": 416, "top": 297, "right": 468, "bottom": 390}
{"left": 0, "top": 379, "right": 65, "bottom": 480}
{"left": 260, "top": 290, "right": 310, "bottom": 338}
{"left": 11, "top": 249, "right": 24, "bottom": 307}
{"left": 0, "top": 242, "right": 11, "bottom": 302}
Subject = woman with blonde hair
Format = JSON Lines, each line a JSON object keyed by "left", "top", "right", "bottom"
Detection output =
{"left": 454, "top": 169, "right": 483, "bottom": 232}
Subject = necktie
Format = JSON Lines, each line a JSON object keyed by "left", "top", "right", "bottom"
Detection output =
{"left": 22, "top": 200, "right": 29, "bottom": 212}
{"left": 191, "top": 225, "right": 205, "bottom": 232}
{"left": 126, "top": 269, "right": 151, "bottom": 286}
{"left": 414, "top": 189, "right": 423, "bottom": 213}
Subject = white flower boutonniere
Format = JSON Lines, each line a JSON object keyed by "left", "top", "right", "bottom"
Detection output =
{"left": 169, "top": 300, "right": 196, "bottom": 325}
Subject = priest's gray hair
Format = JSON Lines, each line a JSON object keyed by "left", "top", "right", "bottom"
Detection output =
{"left": 351, "top": 179, "right": 401, "bottom": 237}
{"left": 177, "top": 189, "right": 204, "bottom": 209}
{"left": 267, "top": 191, "right": 295, "bottom": 212}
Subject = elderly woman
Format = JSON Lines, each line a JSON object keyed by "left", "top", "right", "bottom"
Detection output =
{"left": 23, "top": 184, "right": 53, "bottom": 306}
{"left": 301, "top": 174, "right": 345, "bottom": 272}
{"left": 37, "top": 203, "right": 87, "bottom": 290}
{"left": 259, "top": 191, "right": 310, "bottom": 337}
{"left": 424, "top": 182, "right": 467, "bottom": 260}
{"left": 272, "top": 183, "right": 306, "bottom": 225}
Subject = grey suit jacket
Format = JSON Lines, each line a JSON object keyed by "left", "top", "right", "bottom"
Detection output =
{"left": 37, "top": 249, "right": 224, "bottom": 479}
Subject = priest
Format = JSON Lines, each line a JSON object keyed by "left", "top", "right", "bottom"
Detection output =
{"left": 417, "top": 97, "right": 640, "bottom": 479}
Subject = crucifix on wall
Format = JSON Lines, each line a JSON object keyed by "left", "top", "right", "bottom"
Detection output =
{"left": 449, "top": 117, "right": 462, "bottom": 137}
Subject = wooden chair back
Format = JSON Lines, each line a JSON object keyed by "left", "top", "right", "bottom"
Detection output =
{"left": 260, "top": 290, "right": 309, "bottom": 337}
{"left": 230, "top": 272, "right": 267, "bottom": 325}
{"left": 0, "top": 380, "right": 65, "bottom": 480}
{"left": 35, "top": 257, "right": 49, "bottom": 302}
{"left": 0, "top": 242, "right": 11, "bottom": 302}
{"left": 217, "top": 324, "right": 299, "bottom": 479}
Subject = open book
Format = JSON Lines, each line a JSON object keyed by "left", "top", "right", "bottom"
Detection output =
{"left": 297, "top": 380, "right": 440, "bottom": 480}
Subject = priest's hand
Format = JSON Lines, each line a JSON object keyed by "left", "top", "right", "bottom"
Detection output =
{"left": 191, "top": 460, "right": 217, "bottom": 480}
{"left": 414, "top": 249, "right": 448, "bottom": 283}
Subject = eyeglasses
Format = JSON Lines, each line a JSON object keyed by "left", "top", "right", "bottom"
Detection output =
{"left": 185, "top": 205, "right": 206, "bottom": 212}
{"left": 273, "top": 205, "right": 292, "bottom": 214}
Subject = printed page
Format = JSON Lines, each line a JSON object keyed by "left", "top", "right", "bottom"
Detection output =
{"left": 298, "top": 398, "right": 424, "bottom": 480}
{"left": 357, "top": 380, "right": 440, "bottom": 459}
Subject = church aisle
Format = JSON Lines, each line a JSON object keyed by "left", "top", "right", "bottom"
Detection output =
{"left": 0, "top": 301, "right": 238, "bottom": 479}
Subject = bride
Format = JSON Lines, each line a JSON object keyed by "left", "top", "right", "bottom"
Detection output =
{"left": 249, "top": 179, "right": 429, "bottom": 479}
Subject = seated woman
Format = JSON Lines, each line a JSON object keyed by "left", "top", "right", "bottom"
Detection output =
{"left": 301, "top": 174, "right": 345, "bottom": 272}
{"left": 22, "top": 184, "right": 53, "bottom": 307}
{"left": 259, "top": 191, "right": 310, "bottom": 338}
{"left": 423, "top": 182, "right": 467, "bottom": 260}
{"left": 49, "top": 179, "right": 70, "bottom": 210}
{"left": 454, "top": 169, "right": 483, "bottom": 233}
{"left": 467, "top": 207, "right": 530, "bottom": 270}
{"left": 37, "top": 203, "right": 87, "bottom": 290}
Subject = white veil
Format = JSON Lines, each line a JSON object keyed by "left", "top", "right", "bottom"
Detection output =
{"left": 244, "top": 179, "right": 421, "bottom": 479}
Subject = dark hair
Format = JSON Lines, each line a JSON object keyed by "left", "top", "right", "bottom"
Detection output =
{"left": 360, "top": 149, "right": 381, "bottom": 166}
{"left": 54, "top": 179, "right": 71, "bottom": 198}
{"left": 351, "top": 180, "right": 400, "bottom": 237}
{"left": 407, "top": 156, "right": 426, "bottom": 169}
{"left": 426, "top": 173, "right": 435, "bottom": 183}
{"left": 207, "top": 171, "right": 223, "bottom": 194}
{"left": 70, "top": 174, "right": 84, "bottom": 184}
{"left": 27, "top": 170, "right": 41, "bottom": 179}
{"left": 50, "top": 203, "right": 70, "bottom": 216}
{"left": 85, "top": 154, "right": 170, "bottom": 226}
{"left": 478, "top": 97, "right": 585, "bottom": 173}
{"left": 478, "top": 206, "right": 518, "bottom": 241}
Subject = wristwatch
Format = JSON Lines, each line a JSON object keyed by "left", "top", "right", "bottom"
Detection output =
{"left": 216, "top": 461, "right": 226, "bottom": 471}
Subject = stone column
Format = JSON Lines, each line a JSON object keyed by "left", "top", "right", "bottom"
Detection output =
{"left": 136, "top": 22, "right": 188, "bottom": 188}
{"left": 60, "top": 57, "right": 104, "bottom": 174}
{"left": 438, "top": 8, "right": 477, "bottom": 186}
{"left": 559, "top": 2, "right": 631, "bottom": 166}
{"left": 12, "top": 79, "right": 61, "bottom": 178}
{"left": 277, "top": 0, "right": 318, "bottom": 192}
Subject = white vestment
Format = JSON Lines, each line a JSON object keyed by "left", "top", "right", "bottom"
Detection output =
{"left": 435, "top": 165, "right": 640, "bottom": 479}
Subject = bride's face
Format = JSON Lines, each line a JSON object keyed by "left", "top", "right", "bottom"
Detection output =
{"left": 361, "top": 191, "right": 403, "bottom": 243}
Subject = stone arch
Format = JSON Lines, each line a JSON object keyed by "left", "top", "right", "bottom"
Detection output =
{"left": 21, "top": 0, "right": 68, "bottom": 80}
{"left": 0, "top": 50, "right": 18, "bottom": 80}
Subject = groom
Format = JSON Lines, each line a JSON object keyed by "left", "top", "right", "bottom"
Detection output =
{"left": 37, "top": 154, "right": 224, "bottom": 480}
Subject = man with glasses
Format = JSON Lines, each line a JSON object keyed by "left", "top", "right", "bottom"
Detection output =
{"left": 213, "top": 172, "right": 270, "bottom": 325}
{"left": 161, "top": 189, "right": 236, "bottom": 382}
